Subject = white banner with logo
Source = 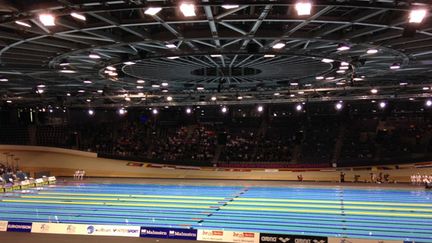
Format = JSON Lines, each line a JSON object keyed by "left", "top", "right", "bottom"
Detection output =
{"left": 0, "top": 221, "right": 8, "bottom": 232}
{"left": 85, "top": 224, "right": 140, "bottom": 237}
{"left": 328, "top": 238, "right": 403, "bottom": 243}
{"left": 198, "top": 230, "right": 259, "bottom": 243}
{"left": 32, "top": 223, "right": 89, "bottom": 235}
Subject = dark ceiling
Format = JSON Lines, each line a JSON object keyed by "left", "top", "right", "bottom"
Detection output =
{"left": 0, "top": 0, "right": 431, "bottom": 108}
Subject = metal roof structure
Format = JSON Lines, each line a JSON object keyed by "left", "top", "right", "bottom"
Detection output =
{"left": 0, "top": 0, "right": 431, "bottom": 108}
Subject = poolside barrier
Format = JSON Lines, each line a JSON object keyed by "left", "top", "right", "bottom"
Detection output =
{"left": 0, "top": 176, "right": 56, "bottom": 193}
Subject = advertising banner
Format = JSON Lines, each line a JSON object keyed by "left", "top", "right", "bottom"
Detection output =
{"left": 6, "top": 222, "right": 32, "bottom": 232}
{"left": 0, "top": 221, "right": 8, "bottom": 232}
{"left": 140, "top": 227, "right": 197, "bottom": 240}
{"left": 329, "top": 238, "right": 403, "bottom": 243}
{"left": 198, "top": 230, "right": 260, "bottom": 243}
{"left": 31, "top": 222, "right": 89, "bottom": 235}
{"left": 260, "top": 232, "right": 328, "bottom": 243}
{"left": 85, "top": 225, "right": 140, "bottom": 237}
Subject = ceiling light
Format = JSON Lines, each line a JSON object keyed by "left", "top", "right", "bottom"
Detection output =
{"left": 59, "top": 60, "right": 70, "bottom": 66}
{"left": 379, "top": 101, "right": 386, "bottom": 109}
{"left": 336, "top": 82, "right": 346, "bottom": 85}
{"left": 237, "top": 96, "right": 243, "bottom": 100}
{"left": 167, "top": 56, "right": 179, "bottom": 59}
{"left": 295, "top": 1, "right": 312, "bottom": 16}
{"left": 185, "top": 108, "right": 192, "bottom": 114}
{"left": 36, "top": 89, "right": 44, "bottom": 94}
{"left": 264, "top": 54, "right": 275, "bottom": 58}
{"left": 298, "top": 91, "right": 304, "bottom": 94}
{"left": 108, "top": 72, "right": 118, "bottom": 76}
{"left": 290, "top": 82, "right": 298, "bottom": 86}
{"left": 78, "top": 90, "right": 85, "bottom": 93}
{"left": 367, "top": 49, "right": 378, "bottom": 54}
{"left": 15, "top": 21, "right": 31, "bottom": 28}
{"left": 137, "top": 80, "right": 145, "bottom": 84}
{"left": 353, "top": 77, "right": 363, "bottom": 81}
{"left": 221, "top": 107, "right": 228, "bottom": 113}
{"left": 39, "top": 13, "right": 55, "bottom": 26}
{"left": 399, "top": 82, "right": 408, "bottom": 86}
{"left": 0, "top": 78, "right": 8, "bottom": 82}
{"left": 88, "top": 109, "right": 94, "bottom": 116}
{"left": 197, "top": 86, "right": 204, "bottom": 90}
{"left": 340, "top": 61, "right": 349, "bottom": 66}
{"left": 390, "top": 63, "right": 400, "bottom": 69}
{"left": 210, "top": 54, "right": 222, "bottom": 57}
{"left": 222, "top": 5, "right": 239, "bottom": 9}
{"left": 165, "top": 44, "right": 176, "bottom": 48}
{"left": 86, "top": 99, "right": 91, "bottom": 103}
{"left": 89, "top": 53, "right": 101, "bottom": 59}
{"left": 106, "top": 66, "right": 116, "bottom": 71}
{"left": 152, "top": 109, "right": 158, "bottom": 115}
{"left": 97, "top": 90, "right": 103, "bottom": 93}
{"left": 409, "top": 9, "right": 427, "bottom": 24}
{"left": 422, "top": 87, "right": 430, "bottom": 90}
{"left": 426, "top": 100, "right": 432, "bottom": 107}
{"left": 37, "top": 84, "right": 45, "bottom": 88}
{"left": 125, "top": 97, "right": 131, "bottom": 101}
{"left": 66, "top": 93, "right": 71, "bottom": 96}
{"left": 370, "top": 88, "right": 378, "bottom": 94}
{"left": 336, "top": 70, "right": 346, "bottom": 74}
{"left": 161, "top": 82, "right": 169, "bottom": 87}
{"left": 322, "top": 58, "right": 334, "bottom": 63}
{"left": 152, "top": 84, "right": 160, "bottom": 88}
{"left": 83, "top": 80, "right": 92, "bottom": 84}
{"left": 161, "top": 89, "right": 168, "bottom": 93}
{"left": 337, "top": 43, "right": 351, "bottom": 51}
{"left": 316, "top": 76, "right": 324, "bottom": 80}
{"left": 272, "top": 43, "right": 285, "bottom": 49}
{"left": 144, "top": 7, "right": 162, "bottom": 15}
{"left": 211, "top": 96, "right": 217, "bottom": 101}
{"left": 296, "top": 104, "right": 303, "bottom": 111}
{"left": 257, "top": 105, "right": 264, "bottom": 112}
{"left": 118, "top": 108, "right": 127, "bottom": 115}
{"left": 335, "top": 103, "right": 343, "bottom": 110}
{"left": 339, "top": 66, "right": 349, "bottom": 70}
{"left": 274, "top": 92, "right": 280, "bottom": 96}
{"left": 325, "top": 77, "right": 335, "bottom": 80}
{"left": 136, "top": 86, "right": 144, "bottom": 89}
{"left": 166, "top": 96, "right": 173, "bottom": 101}
{"left": 123, "top": 61, "right": 136, "bottom": 65}
{"left": 180, "top": 3, "right": 196, "bottom": 17}
{"left": 71, "top": 12, "right": 86, "bottom": 21}
{"left": 59, "top": 69, "right": 76, "bottom": 73}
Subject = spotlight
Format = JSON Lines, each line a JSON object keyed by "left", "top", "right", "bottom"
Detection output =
{"left": 296, "top": 104, "right": 303, "bottom": 111}
{"left": 295, "top": 1, "right": 312, "bottom": 16}
{"left": 335, "top": 102, "right": 343, "bottom": 110}
{"left": 337, "top": 43, "right": 350, "bottom": 51}
{"left": 88, "top": 109, "right": 95, "bottom": 116}
{"left": 272, "top": 43, "right": 285, "bottom": 49}
{"left": 152, "top": 109, "right": 158, "bottom": 115}
{"left": 370, "top": 88, "right": 378, "bottom": 94}
{"left": 180, "top": 3, "right": 196, "bottom": 17}
{"left": 166, "top": 96, "right": 173, "bottom": 101}
{"left": 39, "top": 13, "right": 55, "bottom": 26}
{"left": 71, "top": 12, "right": 86, "bottom": 21}
{"left": 165, "top": 44, "right": 177, "bottom": 48}
{"left": 379, "top": 101, "right": 386, "bottom": 109}
{"left": 118, "top": 108, "right": 127, "bottom": 115}
{"left": 367, "top": 49, "right": 378, "bottom": 54}
{"left": 144, "top": 7, "right": 162, "bottom": 15}
{"left": 257, "top": 105, "right": 264, "bottom": 112}
{"left": 321, "top": 58, "right": 334, "bottom": 63}
{"left": 89, "top": 53, "right": 101, "bottom": 59}
{"left": 390, "top": 63, "right": 400, "bottom": 69}
{"left": 186, "top": 108, "right": 192, "bottom": 114}
{"left": 15, "top": 21, "right": 31, "bottom": 28}
{"left": 221, "top": 107, "right": 228, "bottom": 113}
{"left": 426, "top": 100, "right": 432, "bottom": 107}
{"left": 211, "top": 96, "right": 217, "bottom": 101}
{"left": 222, "top": 5, "right": 239, "bottom": 9}
{"left": 409, "top": 9, "right": 427, "bottom": 24}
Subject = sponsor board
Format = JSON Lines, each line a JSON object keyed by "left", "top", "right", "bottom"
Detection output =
{"left": 0, "top": 221, "right": 8, "bottom": 232}
{"left": 329, "top": 238, "right": 403, "bottom": 243}
{"left": 6, "top": 222, "right": 32, "bottom": 232}
{"left": 31, "top": 222, "right": 89, "bottom": 235}
{"left": 260, "top": 233, "right": 327, "bottom": 243}
{"left": 140, "top": 227, "right": 197, "bottom": 240}
{"left": 86, "top": 225, "right": 140, "bottom": 237}
{"left": 198, "top": 230, "right": 259, "bottom": 243}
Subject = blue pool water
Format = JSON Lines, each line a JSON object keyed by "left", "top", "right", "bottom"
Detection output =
{"left": 0, "top": 183, "right": 431, "bottom": 242}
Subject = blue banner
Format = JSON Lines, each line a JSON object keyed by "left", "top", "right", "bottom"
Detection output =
{"left": 140, "top": 227, "right": 197, "bottom": 240}
{"left": 7, "top": 222, "right": 32, "bottom": 232}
